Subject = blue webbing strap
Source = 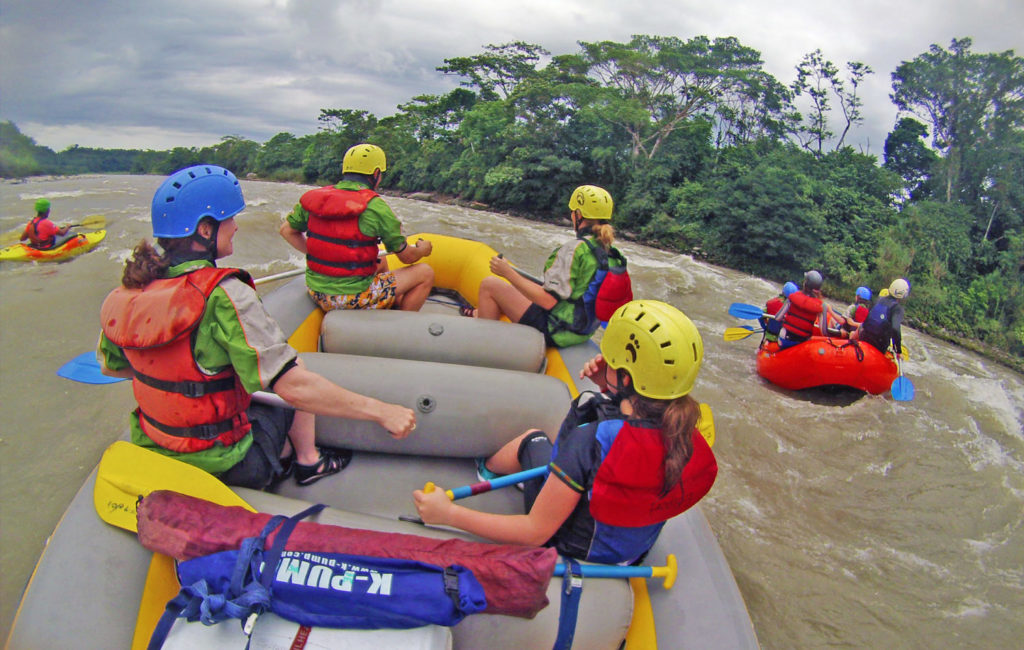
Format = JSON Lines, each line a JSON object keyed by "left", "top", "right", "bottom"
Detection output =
{"left": 147, "top": 506, "right": 326, "bottom": 650}
{"left": 552, "top": 557, "right": 583, "bottom": 650}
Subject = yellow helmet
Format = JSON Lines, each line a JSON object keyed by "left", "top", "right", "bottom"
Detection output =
{"left": 568, "top": 185, "right": 613, "bottom": 221}
{"left": 342, "top": 144, "right": 387, "bottom": 175}
{"left": 600, "top": 300, "right": 704, "bottom": 400}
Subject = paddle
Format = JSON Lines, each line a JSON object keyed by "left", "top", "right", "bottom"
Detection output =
{"left": 94, "top": 441, "right": 254, "bottom": 533}
{"left": 891, "top": 356, "right": 915, "bottom": 402}
{"left": 94, "top": 440, "right": 677, "bottom": 586}
{"left": 67, "top": 214, "right": 106, "bottom": 230}
{"left": 728, "top": 302, "right": 768, "bottom": 320}
{"left": 723, "top": 326, "right": 762, "bottom": 341}
{"left": 57, "top": 351, "right": 128, "bottom": 384}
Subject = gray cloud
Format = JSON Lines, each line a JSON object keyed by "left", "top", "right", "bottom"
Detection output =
{"left": 1, "top": 0, "right": 1020, "bottom": 155}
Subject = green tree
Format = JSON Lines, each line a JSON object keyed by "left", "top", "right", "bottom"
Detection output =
{"left": 791, "top": 50, "right": 873, "bottom": 155}
{"left": 883, "top": 117, "right": 938, "bottom": 200}
{"left": 576, "top": 35, "right": 779, "bottom": 161}
{"left": 438, "top": 42, "right": 549, "bottom": 101}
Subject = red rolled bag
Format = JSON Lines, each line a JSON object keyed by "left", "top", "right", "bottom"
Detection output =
{"left": 136, "top": 490, "right": 557, "bottom": 618}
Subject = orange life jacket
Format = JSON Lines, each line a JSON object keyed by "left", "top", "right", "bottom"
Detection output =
{"left": 300, "top": 186, "right": 381, "bottom": 278}
{"left": 100, "top": 267, "right": 254, "bottom": 452}
{"left": 781, "top": 291, "right": 822, "bottom": 340}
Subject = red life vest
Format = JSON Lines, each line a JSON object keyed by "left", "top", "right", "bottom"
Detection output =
{"left": 590, "top": 420, "right": 717, "bottom": 528}
{"left": 765, "top": 296, "right": 784, "bottom": 316}
{"left": 100, "top": 267, "right": 254, "bottom": 452}
{"left": 853, "top": 304, "right": 869, "bottom": 323}
{"left": 781, "top": 291, "right": 823, "bottom": 340}
{"left": 24, "top": 215, "right": 55, "bottom": 248}
{"left": 300, "top": 186, "right": 381, "bottom": 278}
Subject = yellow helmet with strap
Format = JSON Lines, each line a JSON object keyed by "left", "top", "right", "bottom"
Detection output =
{"left": 600, "top": 300, "right": 703, "bottom": 400}
{"left": 342, "top": 144, "right": 387, "bottom": 175}
{"left": 567, "top": 185, "right": 613, "bottom": 221}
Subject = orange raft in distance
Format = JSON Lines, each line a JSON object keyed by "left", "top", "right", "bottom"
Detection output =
{"left": 756, "top": 336, "right": 898, "bottom": 394}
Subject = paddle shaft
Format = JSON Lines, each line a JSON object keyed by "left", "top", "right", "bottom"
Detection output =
{"left": 424, "top": 465, "right": 550, "bottom": 500}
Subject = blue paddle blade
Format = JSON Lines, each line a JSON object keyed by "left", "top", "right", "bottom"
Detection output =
{"left": 728, "top": 303, "right": 767, "bottom": 320}
{"left": 57, "top": 351, "right": 128, "bottom": 385}
{"left": 891, "top": 375, "right": 915, "bottom": 402}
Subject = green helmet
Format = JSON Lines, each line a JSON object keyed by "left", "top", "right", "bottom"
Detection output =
{"left": 600, "top": 300, "right": 704, "bottom": 400}
{"left": 342, "top": 144, "right": 387, "bottom": 175}
{"left": 34, "top": 198, "right": 51, "bottom": 213}
{"left": 567, "top": 185, "right": 613, "bottom": 221}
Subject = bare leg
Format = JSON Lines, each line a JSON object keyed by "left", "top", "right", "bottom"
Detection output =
{"left": 482, "top": 428, "right": 548, "bottom": 474}
{"left": 477, "top": 276, "right": 533, "bottom": 322}
{"left": 286, "top": 410, "right": 320, "bottom": 465}
{"left": 392, "top": 264, "right": 434, "bottom": 311}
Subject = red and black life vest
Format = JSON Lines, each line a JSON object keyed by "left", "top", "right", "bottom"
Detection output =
{"left": 24, "top": 216, "right": 54, "bottom": 248}
{"left": 299, "top": 186, "right": 381, "bottom": 278}
{"left": 781, "top": 291, "right": 823, "bottom": 340}
{"left": 100, "top": 267, "right": 254, "bottom": 452}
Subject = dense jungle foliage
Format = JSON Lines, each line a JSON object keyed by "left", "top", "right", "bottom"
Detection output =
{"left": 2, "top": 36, "right": 1022, "bottom": 364}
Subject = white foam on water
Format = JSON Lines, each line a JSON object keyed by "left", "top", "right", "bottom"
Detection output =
{"left": 941, "top": 598, "right": 990, "bottom": 619}
{"left": 18, "top": 189, "right": 87, "bottom": 201}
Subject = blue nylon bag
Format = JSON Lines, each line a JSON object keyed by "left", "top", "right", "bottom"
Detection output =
{"left": 148, "top": 503, "right": 487, "bottom": 649}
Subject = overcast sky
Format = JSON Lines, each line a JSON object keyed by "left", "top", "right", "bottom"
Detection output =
{"left": 1, "top": 0, "right": 1021, "bottom": 158}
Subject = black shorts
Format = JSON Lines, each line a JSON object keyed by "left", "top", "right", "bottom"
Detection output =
{"left": 217, "top": 403, "right": 294, "bottom": 490}
{"left": 517, "top": 431, "right": 554, "bottom": 512}
{"left": 518, "top": 304, "right": 557, "bottom": 347}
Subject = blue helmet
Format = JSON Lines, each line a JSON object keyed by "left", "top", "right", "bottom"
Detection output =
{"left": 151, "top": 165, "right": 245, "bottom": 238}
{"left": 782, "top": 281, "right": 799, "bottom": 298}
{"left": 856, "top": 286, "right": 872, "bottom": 301}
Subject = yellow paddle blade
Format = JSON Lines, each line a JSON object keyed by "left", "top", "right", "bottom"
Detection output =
{"left": 697, "top": 403, "right": 715, "bottom": 448}
{"left": 69, "top": 214, "right": 106, "bottom": 229}
{"left": 0, "top": 228, "right": 23, "bottom": 246}
{"left": 901, "top": 344, "right": 911, "bottom": 359}
{"left": 94, "top": 441, "right": 254, "bottom": 532}
{"left": 723, "top": 326, "right": 760, "bottom": 342}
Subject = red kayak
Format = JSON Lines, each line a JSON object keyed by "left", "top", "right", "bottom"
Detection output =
{"left": 757, "top": 337, "right": 898, "bottom": 394}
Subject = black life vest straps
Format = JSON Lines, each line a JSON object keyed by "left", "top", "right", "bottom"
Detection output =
{"left": 140, "top": 411, "right": 246, "bottom": 441}
{"left": 133, "top": 368, "right": 237, "bottom": 398}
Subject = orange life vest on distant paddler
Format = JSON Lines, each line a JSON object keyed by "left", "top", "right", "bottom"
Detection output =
{"left": 100, "top": 267, "right": 253, "bottom": 452}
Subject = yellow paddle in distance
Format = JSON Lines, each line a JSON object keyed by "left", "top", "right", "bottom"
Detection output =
{"left": 94, "top": 441, "right": 254, "bottom": 533}
{"left": 723, "top": 326, "right": 762, "bottom": 342}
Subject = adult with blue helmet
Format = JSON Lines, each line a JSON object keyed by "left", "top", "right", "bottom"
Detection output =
{"left": 99, "top": 165, "right": 416, "bottom": 489}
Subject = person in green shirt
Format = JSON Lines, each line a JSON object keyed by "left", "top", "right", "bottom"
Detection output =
{"left": 99, "top": 165, "right": 417, "bottom": 490}
{"left": 466, "top": 185, "right": 620, "bottom": 348}
{"left": 279, "top": 143, "right": 434, "bottom": 311}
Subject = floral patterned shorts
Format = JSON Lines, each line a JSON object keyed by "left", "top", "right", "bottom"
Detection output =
{"left": 309, "top": 271, "right": 398, "bottom": 311}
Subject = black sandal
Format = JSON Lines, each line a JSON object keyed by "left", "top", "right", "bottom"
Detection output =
{"left": 294, "top": 448, "right": 353, "bottom": 486}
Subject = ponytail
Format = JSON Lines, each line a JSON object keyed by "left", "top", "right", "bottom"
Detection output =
{"left": 631, "top": 393, "right": 700, "bottom": 495}
{"left": 589, "top": 222, "right": 615, "bottom": 251}
{"left": 121, "top": 240, "right": 169, "bottom": 288}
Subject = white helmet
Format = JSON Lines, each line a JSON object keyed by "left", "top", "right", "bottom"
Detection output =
{"left": 889, "top": 278, "right": 910, "bottom": 299}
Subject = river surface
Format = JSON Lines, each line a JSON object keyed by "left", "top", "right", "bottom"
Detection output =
{"left": 1, "top": 175, "right": 1022, "bottom": 648}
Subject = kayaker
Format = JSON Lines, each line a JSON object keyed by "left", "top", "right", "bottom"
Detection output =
{"left": 414, "top": 300, "right": 717, "bottom": 565}
{"left": 773, "top": 270, "right": 847, "bottom": 346}
{"left": 463, "top": 185, "right": 629, "bottom": 348}
{"left": 99, "top": 165, "right": 417, "bottom": 489}
{"left": 279, "top": 143, "right": 435, "bottom": 311}
{"left": 20, "top": 198, "right": 71, "bottom": 250}
{"left": 855, "top": 278, "right": 910, "bottom": 355}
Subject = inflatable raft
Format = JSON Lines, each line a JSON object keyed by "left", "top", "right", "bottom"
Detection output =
{"left": 0, "top": 230, "right": 106, "bottom": 263}
{"left": 757, "top": 336, "right": 898, "bottom": 394}
{"left": 8, "top": 233, "right": 758, "bottom": 649}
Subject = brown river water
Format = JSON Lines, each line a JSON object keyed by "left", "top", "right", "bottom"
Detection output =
{"left": 1, "top": 175, "right": 1022, "bottom": 648}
